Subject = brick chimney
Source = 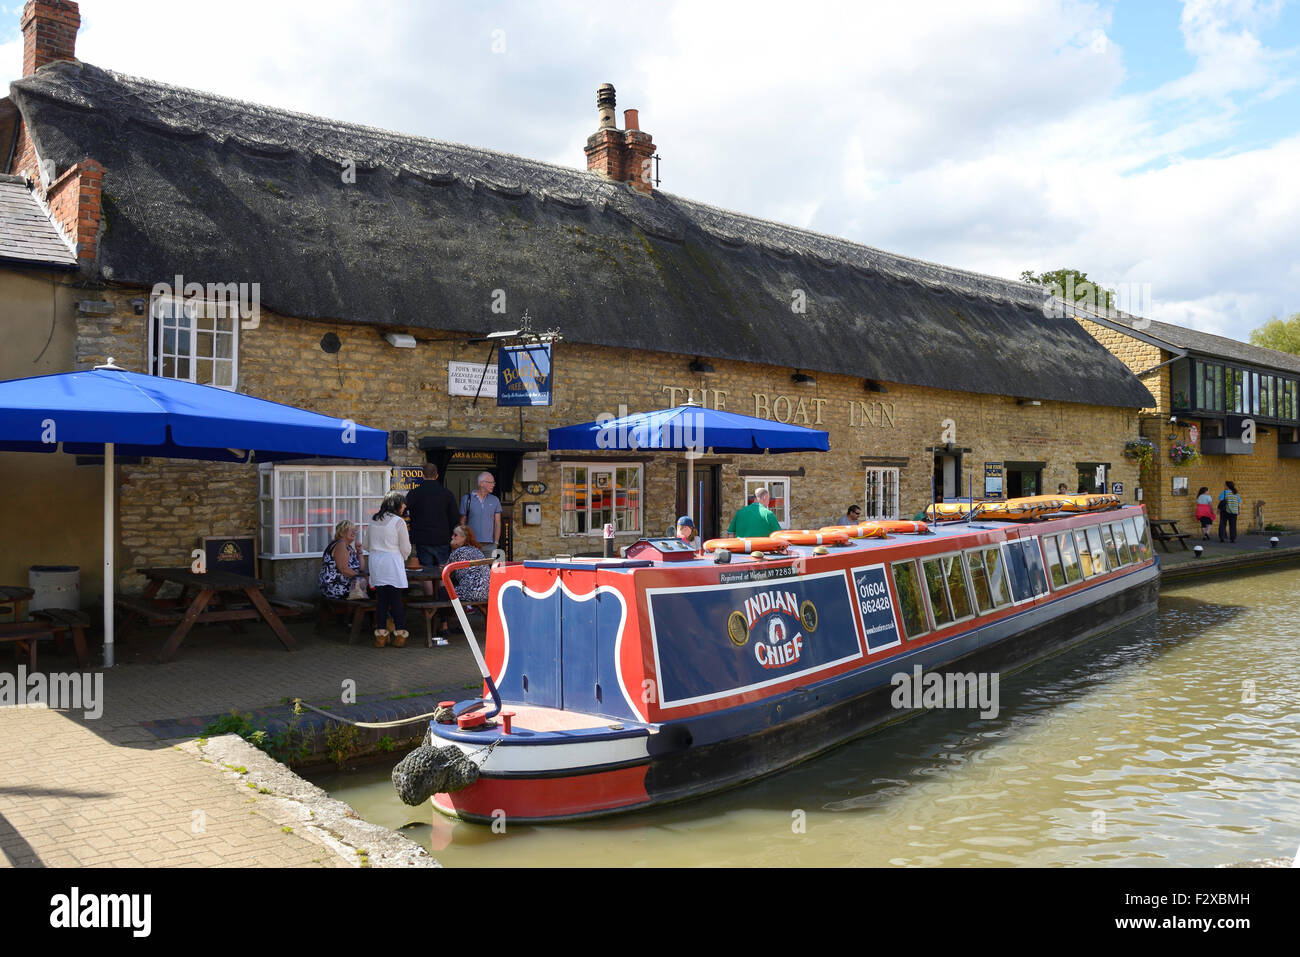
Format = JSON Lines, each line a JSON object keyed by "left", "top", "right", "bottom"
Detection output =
{"left": 584, "top": 84, "right": 656, "bottom": 195}
{"left": 21, "top": 0, "right": 80, "bottom": 76}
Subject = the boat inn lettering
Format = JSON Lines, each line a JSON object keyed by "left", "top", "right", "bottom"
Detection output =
{"left": 660, "top": 385, "right": 897, "bottom": 429}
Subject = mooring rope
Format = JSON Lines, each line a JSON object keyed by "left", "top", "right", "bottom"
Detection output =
{"left": 292, "top": 699, "right": 444, "bottom": 730}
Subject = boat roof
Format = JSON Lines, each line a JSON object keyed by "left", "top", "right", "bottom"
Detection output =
{"left": 524, "top": 506, "right": 1147, "bottom": 571}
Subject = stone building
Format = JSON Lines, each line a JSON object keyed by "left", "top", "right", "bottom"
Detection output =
{"left": 1076, "top": 310, "right": 1300, "bottom": 532}
{"left": 2, "top": 1, "right": 1153, "bottom": 602}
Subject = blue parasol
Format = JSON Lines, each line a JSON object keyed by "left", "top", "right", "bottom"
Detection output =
{"left": 0, "top": 362, "right": 388, "bottom": 665}
{"left": 548, "top": 403, "right": 829, "bottom": 525}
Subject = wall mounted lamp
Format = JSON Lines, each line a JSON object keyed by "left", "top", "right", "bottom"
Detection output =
{"left": 792, "top": 370, "right": 816, "bottom": 386}
{"left": 689, "top": 357, "right": 716, "bottom": 374}
{"left": 384, "top": 332, "right": 417, "bottom": 348}
{"left": 1015, "top": 398, "right": 1042, "bottom": 406}
{"left": 864, "top": 379, "right": 888, "bottom": 393}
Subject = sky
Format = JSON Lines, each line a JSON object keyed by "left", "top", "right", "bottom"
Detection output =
{"left": 2, "top": 0, "right": 1297, "bottom": 343}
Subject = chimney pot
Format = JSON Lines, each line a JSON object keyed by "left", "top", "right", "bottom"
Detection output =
{"left": 596, "top": 83, "right": 617, "bottom": 130}
{"left": 624, "top": 109, "right": 640, "bottom": 131}
{"left": 20, "top": 0, "right": 80, "bottom": 77}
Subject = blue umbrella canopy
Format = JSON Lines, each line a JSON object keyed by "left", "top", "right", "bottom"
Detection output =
{"left": 0, "top": 364, "right": 388, "bottom": 667}
{"left": 0, "top": 366, "right": 388, "bottom": 461}
{"left": 548, "top": 404, "right": 830, "bottom": 453}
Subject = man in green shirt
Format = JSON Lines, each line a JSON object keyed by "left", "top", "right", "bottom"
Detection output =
{"left": 727, "top": 487, "right": 782, "bottom": 538}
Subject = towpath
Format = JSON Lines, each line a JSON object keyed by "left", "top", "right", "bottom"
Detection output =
{"left": 0, "top": 618, "right": 482, "bottom": 867}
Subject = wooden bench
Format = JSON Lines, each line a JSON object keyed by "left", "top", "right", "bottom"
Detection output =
{"left": 316, "top": 597, "right": 378, "bottom": 644}
{"left": 317, "top": 597, "right": 488, "bottom": 646}
{"left": 30, "top": 608, "right": 91, "bottom": 669}
{"left": 0, "top": 622, "right": 55, "bottom": 669}
{"left": 115, "top": 595, "right": 185, "bottom": 627}
{"left": 1150, "top": 519, "right": 1192, "bottom": 552}
{"left": 269, "top": 598, "right": 314, "bottom": 619}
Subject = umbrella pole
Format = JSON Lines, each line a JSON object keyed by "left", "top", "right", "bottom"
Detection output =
{"left": 103, "top": 442, "right": 114, "bottom": 668}
{"left": 686, "top": 452, "right": 696, "bottom": 524}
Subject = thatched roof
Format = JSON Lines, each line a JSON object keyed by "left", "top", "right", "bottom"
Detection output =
{"left": 8, "top": 61, "right": 1153, "bottom": 407}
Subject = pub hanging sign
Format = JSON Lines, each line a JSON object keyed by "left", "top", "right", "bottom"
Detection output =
{"left": 497, "top": 343, "right": 553, "bottom": 407}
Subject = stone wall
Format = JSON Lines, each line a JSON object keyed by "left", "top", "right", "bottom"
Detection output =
{"left": 72, "top": 288, "right": 1146, "bottom": 596}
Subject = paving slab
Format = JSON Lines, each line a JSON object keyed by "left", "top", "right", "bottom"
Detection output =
{"left": 0, "top": 616, "right": 482, "bottom": 867}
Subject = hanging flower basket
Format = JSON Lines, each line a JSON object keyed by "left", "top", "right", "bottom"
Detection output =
{"left": 1168, "top": 440, "right": 1200, "bottom": 466}
{"left": 1122, "top": 438, "right": 1156, "bottom": 470}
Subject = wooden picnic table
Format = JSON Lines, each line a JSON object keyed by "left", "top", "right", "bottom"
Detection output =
{"left": 0, "top": 585, "right": 34, "bottom": 622}
{"left": 1150, "top": 519, "right": 1192, "bottom": 552}
{"left": 119, "top": 567, "right": 300, "bottom": 662}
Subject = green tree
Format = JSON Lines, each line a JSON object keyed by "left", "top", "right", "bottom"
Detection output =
{"left": 1020, "top": 268, "right": 1116, "bottom": 312}
{"left": 1248, "top": 312, "right": 1300, "bottom": 356}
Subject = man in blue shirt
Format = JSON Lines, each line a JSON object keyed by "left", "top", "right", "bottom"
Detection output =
{"left": 460, "top": 471, "right": 502, "bottom": 558}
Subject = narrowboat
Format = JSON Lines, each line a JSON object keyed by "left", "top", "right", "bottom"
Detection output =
{"left": 425, "top": 502, "right": 1160, "bottom": 822}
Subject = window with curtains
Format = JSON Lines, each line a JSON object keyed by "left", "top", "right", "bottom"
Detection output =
{"left": 743, "top": 476, "right": 790, "bottom": 528}
{"left": 259, "top": 465, "right": 390, "bottom": 557}
{"left": 560, "top": 464, "right": 642, "bottom": 536}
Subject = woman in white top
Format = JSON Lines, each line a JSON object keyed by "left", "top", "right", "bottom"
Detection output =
{"left": 368, "top": 491, "right": 412, "bottom": 647}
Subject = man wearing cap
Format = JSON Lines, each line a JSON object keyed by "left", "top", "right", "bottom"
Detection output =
{"left": 727, "top": 487, "right": 782, "bottom": 538}
{"left": 676, "top": 515, "right": 697, "bottom": 546}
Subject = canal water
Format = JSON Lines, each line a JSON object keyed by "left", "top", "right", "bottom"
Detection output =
{"left": 308, "top": 563, "right": 1300, "bottom": 866}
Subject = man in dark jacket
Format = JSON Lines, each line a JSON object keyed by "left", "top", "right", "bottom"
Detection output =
{"left": 405, "top": 464, "right": 460, "bottom": 567}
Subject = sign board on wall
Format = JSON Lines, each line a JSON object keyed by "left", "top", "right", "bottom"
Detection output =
{"left": 202, "top": 536, "right": 257, "bottom": 579}
{"left": 983, "top": 462, "right": 1004, "bottom": 500}
{"left": 448, "top": 361, "right": 498, "bottom": 398}
{"left": 497, "top": 344, "right": 552, "bottom": 407}
{"left": 393, "top": 467, "right": 424, "bottom": 492}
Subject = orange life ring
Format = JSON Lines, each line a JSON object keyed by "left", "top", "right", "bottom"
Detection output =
{"left": 854, "top": 522, "right": 891, "bottom": 539}
{"left": 820, "top": 524, "right": 887, "bottom": 539}
{"left": 874, "top": 520, "right": 929, "bottom": 534}
{"left": 702, "top": 537, "right": 790, "bottom": 554}
{"left": 773, "top": 529, "right": 850, "bottom": 546}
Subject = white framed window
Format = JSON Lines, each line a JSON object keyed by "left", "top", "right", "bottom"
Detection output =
{"left": 148, "top": 296, "right": 239, "bottom": 389}
{"left": 259, "top": 465, "right": 390, "bottom": 558}
{"left": 560, "top": 464, "right": 642, "bottom": 536}
{"left": 743, "top": 476, "right": 790, "bottom": 529}
{"left": 864, "top": 468, "right": 900, "bottom": 521}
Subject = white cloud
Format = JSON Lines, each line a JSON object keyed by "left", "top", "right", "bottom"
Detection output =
{"left": 2, "top": 0, "right": 1296, "bottom": 340}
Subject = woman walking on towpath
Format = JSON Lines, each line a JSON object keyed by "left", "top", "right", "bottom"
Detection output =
{"left": 1218, "top": 481, "right": 1241, "bottom": 544}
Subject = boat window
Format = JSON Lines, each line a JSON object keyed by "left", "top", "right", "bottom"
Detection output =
{"left": 1073, "top": 528, "right": 1095, "bottom": 577}
{"left": 922, "top": 558, "right": 954, "bottom": 627}
{"left": 964, "top": 550, "right": 994, "bottom": 613}
{"left": 943, "top": 554, "right": 974, "bottom": 620}
{"left": 1099, "top": 524, "right": 1122, "bottom": 568}
{"left": 1004, "top": 541, "right": 1033, "bottom": 602}
{"left": 1021, "top": 539, "right": 1049, "bottom": 597}
{"left": 1129, "top": 515, "right": 1152, "bottom": 561}
{"left": 1042, "top": 535, "right": 1066, "bottom": 589}
{"left": 984, "top": 547, "right": 1012, "bottom": 607}
{"left": 1084, "top": 525, "right": 1109, "bottom": 574}
{"left": 1110, "top": 522, "right": 1135, "bottom": 565}
{"left": 1057, "top": 532, "right": 1082, "bottom": 583}
{"left": 891, "top": 560, "right": 929, "bottom": 639}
